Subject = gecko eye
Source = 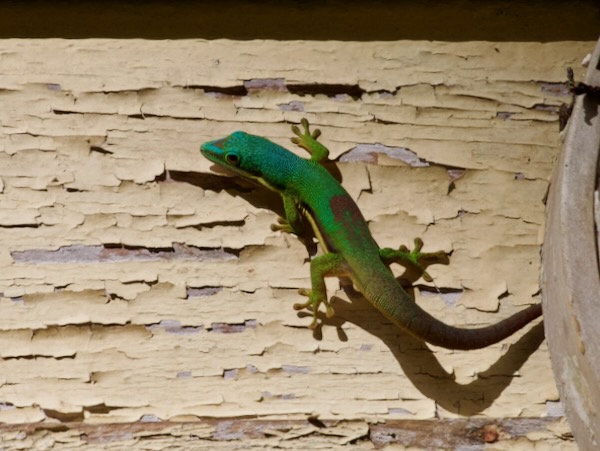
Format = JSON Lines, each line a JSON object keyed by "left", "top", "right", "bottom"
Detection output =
{"left": 225, "top": 152, "right": 241, "bottom": 166}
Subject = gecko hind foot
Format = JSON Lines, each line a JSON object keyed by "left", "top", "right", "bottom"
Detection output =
{"left": 294, "top": 288, "right": 335, "bottom": 329}
{"left": 380, "top": 237, "right": 450, "bottom": 282}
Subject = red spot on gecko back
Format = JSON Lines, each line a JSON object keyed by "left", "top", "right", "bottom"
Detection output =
{"left": 329, "top": 194, "right": 365, "bottom": 226}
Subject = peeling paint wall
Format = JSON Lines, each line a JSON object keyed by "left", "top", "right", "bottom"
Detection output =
{"left": 0, "top": 39, "right": 589, "bottom": 448}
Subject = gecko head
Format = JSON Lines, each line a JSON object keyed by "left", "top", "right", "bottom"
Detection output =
{"left": 201, "top": 131, "right": 245, "bottom": 167}
{"left": 201, "top": 131, "right": 260, "bottom": 176}
{"left": 200, "top": 131, "right": 281, "bottom": 191}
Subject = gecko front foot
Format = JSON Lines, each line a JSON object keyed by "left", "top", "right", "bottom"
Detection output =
{"left": 290, "top": 118, "right": 329, "bottom": 162}
{"left": 270, "top": 216, "right": 295, "bottom": 234}
{"left": 294, "top": 288, "right": 335, "bottom": 329}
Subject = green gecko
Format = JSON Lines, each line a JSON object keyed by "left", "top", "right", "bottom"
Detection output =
{"left": 200, "top": 119, "right": 542, "bottom": 350}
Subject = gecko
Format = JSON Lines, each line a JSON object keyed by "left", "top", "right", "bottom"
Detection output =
{"left": 200, "top": 119, "right": 542, "bottom": 350}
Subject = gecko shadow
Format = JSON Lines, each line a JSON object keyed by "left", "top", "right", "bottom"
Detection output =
{"left": 183, "top": 168, "right": 333, "bottom": 254}
{"left": 300, "top": 284, "right": 545, "bottom": 415}
{"left": 186, "top": 167, "right": 545, "bottom": 413}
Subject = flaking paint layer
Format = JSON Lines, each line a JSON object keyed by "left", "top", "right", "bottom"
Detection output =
{"left": 0, "top": 39, "right": 587, "bottom": 449}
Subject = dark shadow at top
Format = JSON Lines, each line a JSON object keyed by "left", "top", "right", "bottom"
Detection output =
{"left": 1, "top": 0, "right": 598, "bottom": 42}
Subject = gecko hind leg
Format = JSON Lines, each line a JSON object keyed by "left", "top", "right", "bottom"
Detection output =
{"left": 294, "top": 252, "right": 347, "bottom": 328}
{"left": 379, "top": 237, "right": 449, "bottom": 282}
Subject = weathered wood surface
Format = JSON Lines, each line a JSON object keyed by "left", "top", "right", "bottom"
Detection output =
{"left": 542, "top": 38, "right": 600, "bottom": 451}
{"left": 0, "top": 39, "right": 590, "bottom": 448}
{"left": 0, "top": 417, "right": 574, "bottom": 450}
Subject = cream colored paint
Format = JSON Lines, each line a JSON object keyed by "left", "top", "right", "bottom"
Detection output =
{"left": 0, "top": 39, "right": 588, "bottom": 448}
